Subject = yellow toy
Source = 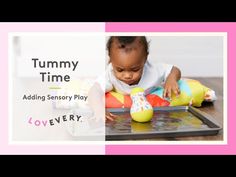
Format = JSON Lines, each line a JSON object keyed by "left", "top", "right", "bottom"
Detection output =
{"left": 170, "top": 79, "right": 212, "bottom": 107}
{"left": 130, "top": 87, "right": 154, "bottom": 122}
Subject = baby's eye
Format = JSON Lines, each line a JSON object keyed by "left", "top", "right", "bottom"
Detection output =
{"left": 132, "top": 68, "right": 140, "bottom": 72}
{"left": 116, "top": 68, "right": 123, "bottom": 72}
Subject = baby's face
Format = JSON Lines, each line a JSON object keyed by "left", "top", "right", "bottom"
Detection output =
{"left": 110, "top": 42, "right": 147, "bottom": 85}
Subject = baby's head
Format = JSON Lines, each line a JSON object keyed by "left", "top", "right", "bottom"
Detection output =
{"left": 107, "top": 36, "right": 149, "bottom": 85}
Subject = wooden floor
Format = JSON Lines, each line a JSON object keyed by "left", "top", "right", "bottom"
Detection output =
{"left": 144, "top": 77, "right": 224, "bottom": 141}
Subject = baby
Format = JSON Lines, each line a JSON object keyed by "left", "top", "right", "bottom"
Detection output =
{"left": 89, "top": 36, "right": 181, "bottom": 121}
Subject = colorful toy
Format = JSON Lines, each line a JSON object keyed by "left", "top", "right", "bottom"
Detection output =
{"left": 105, "top": 79, "right": 216, "bottom": 108}
{"left": 130, "top": 87, "right": 154, "bottom": 122}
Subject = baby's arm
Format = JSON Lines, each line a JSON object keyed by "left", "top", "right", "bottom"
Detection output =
{"left": 163, "top": 66, "right": 181, "bottom": 99}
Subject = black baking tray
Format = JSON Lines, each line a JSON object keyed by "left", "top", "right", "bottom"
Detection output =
{"left": 106, "top": 106, "right": 222, "bottom": 140}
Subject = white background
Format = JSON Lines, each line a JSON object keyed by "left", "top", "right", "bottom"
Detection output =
{"left": 146, "top": 36, "right": 224, "bottom": 77}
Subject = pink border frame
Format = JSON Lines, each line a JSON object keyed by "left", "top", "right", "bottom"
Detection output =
{"left": 105, "top": 22, "right": 234, "bottom": 154}
{"left": 0, "top": 22, "right": 235, "bottom": 154}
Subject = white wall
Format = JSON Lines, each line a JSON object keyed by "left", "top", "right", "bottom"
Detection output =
{"left": 18, "top": 35, "right": 224, "bottom": 78}
{"left": 147, "top": 36, "right": 224, "bottom": 77}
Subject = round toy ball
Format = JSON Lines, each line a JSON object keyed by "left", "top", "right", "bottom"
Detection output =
{"left": 130, "top": 87, "right": 153, "bottom": 122}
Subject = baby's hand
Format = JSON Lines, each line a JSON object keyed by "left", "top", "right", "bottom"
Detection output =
{"left": 163, "top": 77, "right": 180, "bottom": 99}
{"left": 106, "top": 111, "right": 118, "bottom": 121}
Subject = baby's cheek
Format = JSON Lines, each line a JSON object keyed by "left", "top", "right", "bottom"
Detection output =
{"left": 136, "top": 72, "right": 142, "bottom": 79}
{"left": 115, "top": 73, "right": 122, "bottom": 79}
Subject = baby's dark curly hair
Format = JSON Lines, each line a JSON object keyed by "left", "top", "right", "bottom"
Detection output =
{"left": 107, "top": 36, "right": 149, "bottom": 55}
